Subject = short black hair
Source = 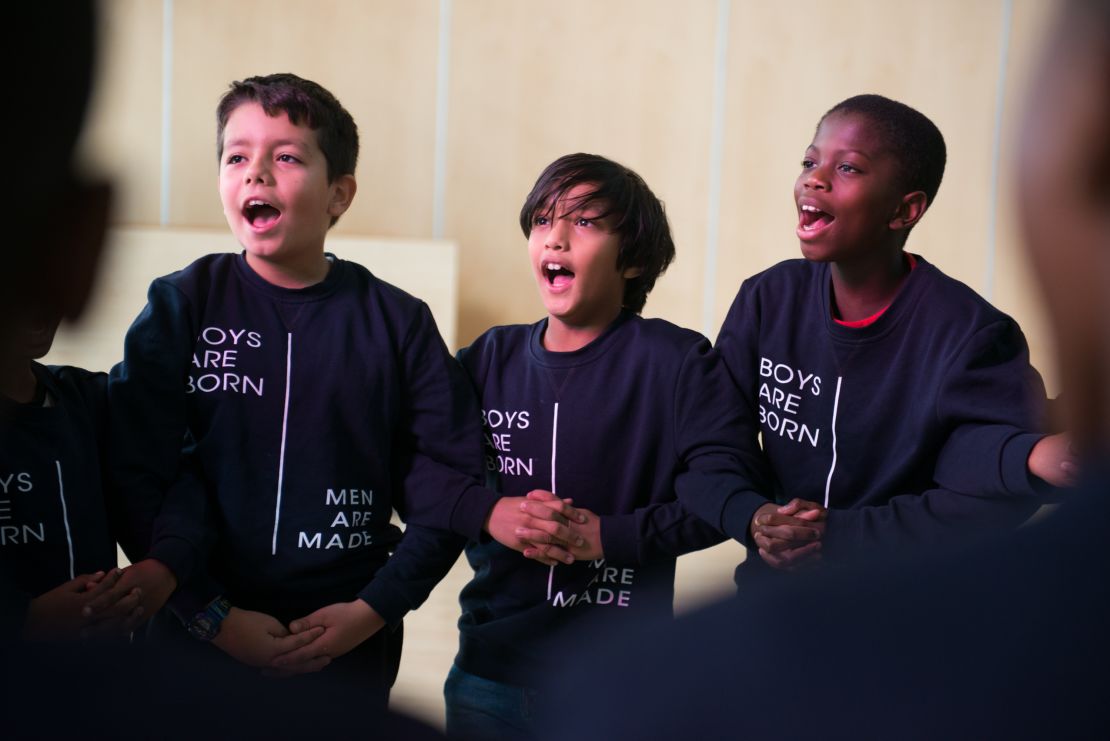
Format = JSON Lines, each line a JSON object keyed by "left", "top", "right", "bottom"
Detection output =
{"left": 821, "top": 94, "right": 947, "bottom": 209}
{"left": 519, "top": 153, "right": 675, "bottom": 314}
{"left": 216, "top": 73, "right": 359, "bottom": 183}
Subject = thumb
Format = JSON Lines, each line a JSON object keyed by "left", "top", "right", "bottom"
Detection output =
{"left": 526, "top": 489, "right": 558, "bottom": 502}
{"left": 289, "top": 613, "right": 323, "bottom": 634}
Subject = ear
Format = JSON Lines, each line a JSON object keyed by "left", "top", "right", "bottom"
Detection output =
{"left": 889, "top": 191, "right": 928, "bottom": 232}
{"left": 622, "top": 265, "right": 644, "bottom": 280}
{"left": 327, "top": 174, "right": 357, "bottom": 218}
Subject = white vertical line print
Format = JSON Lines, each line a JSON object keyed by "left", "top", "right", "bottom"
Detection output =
{"left": 546, "top": 402, "right": 560, "bottom": 601}
{"left": 56, "top": 461, "right": 76, "bottom": 580}
{"left": 823, "top": 377, "right": 843, "bottom": 509}
{"left": 702, "top": 0, "right": 732, "bottom": 339}
{"left": 272, "top": 333, "right": 293, "bottom": 555}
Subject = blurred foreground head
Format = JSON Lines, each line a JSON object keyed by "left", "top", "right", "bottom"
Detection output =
{"left": 1019, "top": 0, "right": 1110, "bottom": 455}
{"left": 5, "top": 3, "right": 110, "bottom": 356}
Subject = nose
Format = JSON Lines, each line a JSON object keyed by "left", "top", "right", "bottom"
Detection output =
{"left": 244, "top": 159, "right": 270, "bottom": 185}
{"left": 802, "top": 163, "right": 830, "bottom": 191}
{"left": 545, "top": 217, "right": 569, "bottom": 250}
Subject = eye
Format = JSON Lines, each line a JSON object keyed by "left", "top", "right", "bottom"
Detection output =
{"left": 801, "top": 158, "right": 815, "bottom": 169}
{"left": 838, "top": 163, "right": 861, "bottom": 174}
{"left": 574, "top": 217, "right": 594, "bottom": 228}
{"left": 277, "top": 153, "right": 301, "bottom": 164}
{"left": 225, "top": 154, "right": 244, "bottom": 165}
{"left": 533, "top": 215, "right": 550, "bottom": 227}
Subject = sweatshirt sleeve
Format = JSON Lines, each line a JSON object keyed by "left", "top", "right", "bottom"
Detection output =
{"left": 825, "top": 319, "right": 1045, "bottom": 559}
{"left": 357, "top": 524, "right": 466, "bottom": 624}
{"left": 676, "top": 285, "right": 774, "bottom": 549}
{"left": 932, "top": 319, "right": 1051, "bottom": 498}
{"left": 106, "top": 279, "right": 196, "bottom": 576}
{"left": 392, "top": 304, "right": 495, "bottom": 541}
{"left": 823, "top": 486, "right": 1037, "bottom": 560}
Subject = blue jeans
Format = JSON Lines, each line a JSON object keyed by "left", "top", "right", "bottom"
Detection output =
{"left": 444, "top": 663, "right": 539, "bottom": 741}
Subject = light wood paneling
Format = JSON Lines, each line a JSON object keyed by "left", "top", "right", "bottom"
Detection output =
{"left": 714, "top": 0, "right": 1008, "bottom": 335}
{"left": 167, "top": 0, "right": 439, "bottom": 239}
{"left": 446, "top": 0, "right": 719, "bottom": 345}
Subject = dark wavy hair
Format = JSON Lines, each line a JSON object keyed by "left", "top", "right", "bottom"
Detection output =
{"left": 519, "top": 153, "right": 675, "bottom": 314}
{"left": 216, "top": 73, "right": 359, "bottom": 184}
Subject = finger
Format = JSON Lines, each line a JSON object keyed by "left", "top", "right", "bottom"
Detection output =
{"left": 271, "top": 625, "right": 325, "bottom": 654}
{"left": 758, "top": 547, "right": 792, "bottom": 570}
{"left": 525, "top": 489, "right": 560, "bottom": 502}
{"left": 520, "top": 498, "right": 586, "bottom": 525}
{"left": 754, "top": 533, "right": 795, "bottom": 553}
{"left": 82, "top": 571, "right": 132, "bottom": 617}
{"left": 776, "top": 499, "right": 803, "bottom": 515}
{"left": 289, "top": 615, "right": 324, "bottom": 634}
{"left": 794, "top": 507, "right": 827, "bottom": 522}
{"left": 519, "top": 500, "right": 569, "bottom": 525}
{"left": 756, "top": 523, "right": 821, "bottom": 543}
{"left": 522, "top": 519, "right": 583, "bottom": 547}
{"left": 776, "top": 541, "right": 823, "bottom": 568}
{"left": 79, "top": 571, "right": 108, "bottom": 591}
{"left": 523, "top": 543, "right": 574, "bottom": 565}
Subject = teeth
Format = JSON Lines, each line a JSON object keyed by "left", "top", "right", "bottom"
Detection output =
{"left": 247, "top": 199, "right": 270, "bottom": 207}
{"left": 801, "top": 204, "right": 820, "bottom": 213}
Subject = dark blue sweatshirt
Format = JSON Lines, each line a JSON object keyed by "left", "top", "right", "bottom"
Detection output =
{"left": 108, "top": 252, "right": 482, "bottom": 622}
{"left": 0, "top": 365, "right": 121, "bottom": 608}
{"left": 450, "top": 312, "right": 768, "bottom": 685}
{"left": 690, "top": 256, "right": 1045, "bottom": 561}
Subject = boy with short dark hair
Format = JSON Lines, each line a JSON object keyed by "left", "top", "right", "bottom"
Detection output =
{"left": 438, "top": 153, "right": 768, "bottom": 739}
{"left": 686, "top": 94, "right": 1068, "bottom": 571}
{"left": 109, "top": 73, "right": 484, "bottom": 698}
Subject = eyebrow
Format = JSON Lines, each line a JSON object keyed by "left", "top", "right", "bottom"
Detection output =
{"left": 806, "top": 144, "right": 875, "bottom": 160}
{"left": 223, "top": 137, "right": 309, "bottom": 150}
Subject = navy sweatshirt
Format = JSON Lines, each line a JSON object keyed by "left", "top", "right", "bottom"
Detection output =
{"left": 0, "top": 365, "right": 122, "bottom": 612}
{"left": 449, "top": 312, "right": 768, "bottom": 685}
{"left": 690, "top": 256, "right": 1045, "bottom": 561}
{"left": 108, "top": 252, "right": 482, "bottom": 622}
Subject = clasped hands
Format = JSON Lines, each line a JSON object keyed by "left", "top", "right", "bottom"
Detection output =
{"left": 485, "top": 489, "right": 602, "bottom": 566}
{"left": 24, "top": 558, "right": 177, "bottom": 641}
{"left": 750, "top": 498, "right": 827, "bottom": 570}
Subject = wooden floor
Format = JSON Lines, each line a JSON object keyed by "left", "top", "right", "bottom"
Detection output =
{"left": 388, "top": 540, "right": 746, "bottom": 728}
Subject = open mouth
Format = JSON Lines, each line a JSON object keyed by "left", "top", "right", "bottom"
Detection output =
{"left": 543, "top": 262, "right": 575, "bottom": 288}
{"left": 798, "top": 203, "right": 834, "bottom": 233}
{"left": 243, "top": 198, "right": 282, "bottom": 229}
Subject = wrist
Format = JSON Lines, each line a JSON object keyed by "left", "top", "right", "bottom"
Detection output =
{"left": 187, "top": 596, "right": 231, "bottom": 642}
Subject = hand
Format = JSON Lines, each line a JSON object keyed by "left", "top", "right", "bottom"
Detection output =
{"left": 211, "top": 607, "right": 324, "bottom": 669}
{"left": 23, "top": 569, "right": 143, "bottom": 641}
{"left": 484, "top": 493, "right": 586, "bottom": 565}
{"left": 750, "top": 500, "right": 826, "bottom": 571}
{"left": 269, "top": 600, "right": 386, "bottom": 677}
{"left": 1028, "top": 432, "right": 1080, "bottom": 487}
{"left": 84, "top": 558, "right": 177, "bottom": 627}
{"left": 524, "top": 495, "right": 603, "bottom": 563}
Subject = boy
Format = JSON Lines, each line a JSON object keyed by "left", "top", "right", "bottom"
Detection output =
{"left": 437, "top": 153, "right": 767, "bottom": 739}
{"left": 1, "top": 2, "right": 179, "bottom": 641}
{"left": 0, "top": 309, "right": 152, "bottom": 640}
{"left": 542, "top": 12, "right": 1110, "bottom": 733}
{"left": 108, "top": 73, "right": 485, "bottom": 699}
{"left": 688, "top": 94, "right": 1066, "bottom": 571}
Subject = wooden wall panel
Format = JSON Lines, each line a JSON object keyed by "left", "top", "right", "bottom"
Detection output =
{"left": 446, "top": 0, "right": 719, "bottom": 345}
{"left": 167, "top": 0, "right": 440, "bottom": 239}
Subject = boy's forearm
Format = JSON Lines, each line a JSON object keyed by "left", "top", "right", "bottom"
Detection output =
{"left": 357, "top": 524, "right": 466, "bottom": 624}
